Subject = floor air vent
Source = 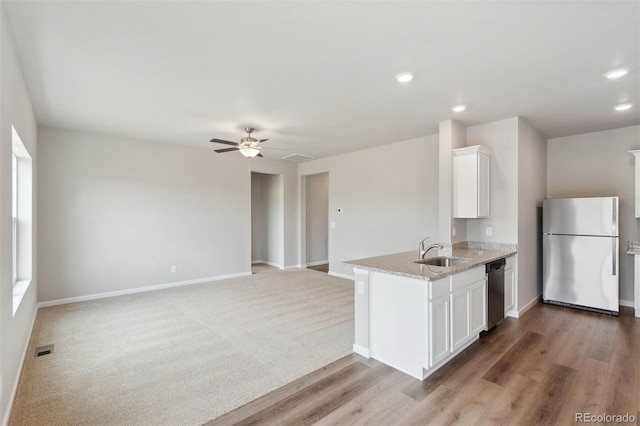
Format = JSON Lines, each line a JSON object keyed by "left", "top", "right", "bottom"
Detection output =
{"left": 35, "top": 345, "right": 54, "bottom": 357}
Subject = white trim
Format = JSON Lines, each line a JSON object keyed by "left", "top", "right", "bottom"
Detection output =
{"left": 306, "top": 260, "right": 329, "bottom": 267}
{"left": 37, "top": 272, "right": 252, "bottom": 308}
{"left": 12, "top": 280, "right": 32, "bottom": 316}
{"left": 619, "top": 299, "right": 634, "bottom": 308}
{"left": 328, "top": 271, "right": 354, "bottom": 280}
{"left": 251, "top": 261, "right": 283, "bottom": 269}
{"left": 353, "top": 343, "right": 370, "bottom": 358}
{"left": 513, "top": 295, "right": 542, "bottom": 318}
{"left": 284, "top": 264, "right": 303, "bottom": 270}
{"left": 2, "top": 304, "right": 37, "bottom": 426}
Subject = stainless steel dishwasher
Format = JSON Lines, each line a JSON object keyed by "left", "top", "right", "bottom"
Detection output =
{"left": 486, "top": 258, "right": 506, "bottom": 329}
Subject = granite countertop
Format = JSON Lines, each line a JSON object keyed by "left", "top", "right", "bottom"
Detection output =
{"left": 344, "top": 242, "right": 517, "bottom": 281}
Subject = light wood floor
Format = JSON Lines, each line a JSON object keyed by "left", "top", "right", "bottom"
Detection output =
{"left": 206, "top": 302, "right": 639, "bottom": 425}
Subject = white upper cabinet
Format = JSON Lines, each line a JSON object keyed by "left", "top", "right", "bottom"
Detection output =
{"left": 453, "top": 145, "right": 492, "bottom": 219}
{"left": 629, "top": 150, "right": 640, "bottom": 218}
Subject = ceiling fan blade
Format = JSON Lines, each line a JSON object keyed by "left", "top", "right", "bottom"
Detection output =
{"left": 257, "top": 153, "right": 264, "bottom": 157}
{"left": 210, "top": 138, "right": 239, "bottom": 146}
{"left": 259, "top": 139, "right": 269, "bottom": 143}
{"left": 214, "top": 147, "right": 240, "bottom": 153}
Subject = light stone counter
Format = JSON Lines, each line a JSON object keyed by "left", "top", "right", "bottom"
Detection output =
{"left": 344, "top": 241, "right": 517, "bottom": 281}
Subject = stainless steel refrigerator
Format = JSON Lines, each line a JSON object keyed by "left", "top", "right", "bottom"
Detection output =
{"left": 542, "top": 196, "right": 619, "bottom": 314}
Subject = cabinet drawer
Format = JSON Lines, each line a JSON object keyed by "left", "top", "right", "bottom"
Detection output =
{"left": 430, "top": 277, "right": 450, "bottom": 300}
{"left": 451, "top": 266, "right": 485, "bottom": 292}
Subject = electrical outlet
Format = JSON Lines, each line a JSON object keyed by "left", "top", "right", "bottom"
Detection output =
{"left": 357, "top": 281, "right": 365, "bottom": 294}
{"left": 452, "top": 226, "right": 456, "bottom": 237}
{"left": 486, "top": 227, "right": 492, "bottom": 236}
{"left": 331, "top": 222, "right": 336, "bottom": 229}
{"left": 170, "top": 265, "right": 177, "bottom": 273}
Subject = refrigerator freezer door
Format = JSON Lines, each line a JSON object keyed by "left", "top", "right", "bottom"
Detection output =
{"left": 543, "top": 197, "right": 618, "bottom": 237}
{"left": 543, "top": 234, "right": 619, "bottom": 313}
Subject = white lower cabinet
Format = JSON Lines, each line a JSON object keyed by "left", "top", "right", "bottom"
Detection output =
{"left": 429, "top": 295, "right": 450, "bottom": 367}
{"left": 470, "top": 280, "right": 487, "bottom": 335}
{"left": 450, "top": 288, "right": 470, "bottom": 352}
{"left": 504, "top": 256, "right": 515, "bottom": 316}
{"left": 428, "top": 265, "right": 487, "bottom": 369}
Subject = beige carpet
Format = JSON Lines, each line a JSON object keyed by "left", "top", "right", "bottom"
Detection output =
{"left": 10, "top": 268, "right": 354, "bottom": 425}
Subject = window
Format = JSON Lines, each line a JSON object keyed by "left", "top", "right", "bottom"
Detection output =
{"left": 12, "top": 126, "right": 33, "bottom": 315}
{"left": 12, "top": 152, "right": 18, "bottom": 285}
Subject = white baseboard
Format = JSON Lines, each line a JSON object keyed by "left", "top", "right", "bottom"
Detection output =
{"left": 2, "top": 304, "right": 38, "bottom": 426}
{"left": 353, "top": 344, "right": 370, "bottom": 358}
{"left": 37, "top": 272, "right": 252, "bottom": 308}
{"left": 251, "top": 260, "right": 284, "bottom": 269}
{"left": 284, "top": 265, "right": 303, "bottom": 270}
{"left": 328, "top": 271, "right": 354, "bottom": 280}
{"left": 306, "top": 260, "right": 329, "bottom": 267}
{"left": 515, "top": 295, "right": 542, "bottom": 318}
{"left": 620, "top": 299, "right": 634, "bottom": 308}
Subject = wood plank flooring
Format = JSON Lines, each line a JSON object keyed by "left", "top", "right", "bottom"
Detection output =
{"left": 205, "top": 303, "right": 640, "bottom": 425}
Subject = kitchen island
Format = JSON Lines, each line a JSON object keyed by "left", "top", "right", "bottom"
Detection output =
{"left": 344, "top": 242, "right": 516, "bottom": 380}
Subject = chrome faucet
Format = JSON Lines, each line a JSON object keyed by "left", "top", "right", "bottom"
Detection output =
{"left": 419, "top": 237, "right": 444, "bottom": 259}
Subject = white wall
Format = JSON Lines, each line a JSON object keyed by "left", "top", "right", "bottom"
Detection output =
{"left": 299, "top": 135, "right": 440, "bottom": 278}
{"left": 251, "top": 173, "right": 267, "bottom": 262}
{"left": 548, "top": 125, "right": 639, "bottom": 303}
{"left": 305, "top": 172, "right": 328, "bottom": 264}
{"left": 251, "top": 172, "right": 284, "bottom": 267}
{"left": 517, "top": 118, "right": 547, "bottom": 310}
{"left": 251, "top": 159, "right": 299, "bottom": 268}
{"left": 466, "top": 117, "right": 519, "bottom": 244}
{"left": 38, "top": 126, "right": 250, "bottom": 302}
{"left": 0, "top": 12, "right": 38, "bottom": 424}
{"left": 439, "top": 120, "right": 467, "bottom": 244}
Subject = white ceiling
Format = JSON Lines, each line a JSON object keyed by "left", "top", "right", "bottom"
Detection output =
{"left": 3, "top": 1, "right": 639, "bottom": 159}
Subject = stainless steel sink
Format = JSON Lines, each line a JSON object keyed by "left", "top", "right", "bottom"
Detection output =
{"left": 414, "top": 256, "right": 471, "bottom": 267}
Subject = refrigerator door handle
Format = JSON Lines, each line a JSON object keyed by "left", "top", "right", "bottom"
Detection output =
{"left": 612, "top": 239, "right": 617, "bottom": 276}
{"left": 612, "top": 198, "right": 618, "bottom": 236}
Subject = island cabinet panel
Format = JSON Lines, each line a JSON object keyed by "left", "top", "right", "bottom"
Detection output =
{"left": 504, "top": 255, "right": 516, "bottom": 316}
{"left": 470, "top": 280, "right": 487, "bottom": 334}
{"left": 450, "top": 288, "right": 471, "bottom": 352}
{"left": 369, "top": 272, "right": 427, "bottom": 379}
{"left": 429, "top": 295, "right": 450, "bottom": 367}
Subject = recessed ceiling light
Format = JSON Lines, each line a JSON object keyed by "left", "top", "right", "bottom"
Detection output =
{"left": 451, "top": 105, "right": 467, "bottom": 112}
{"left": 604, "top": 68, "right": 629, "bottom": 79}
{"left": 395, "top": 72, "right": 414, "bottom": 83}
{"left": 615, "top": 103, "right": 633, "bottom": 111}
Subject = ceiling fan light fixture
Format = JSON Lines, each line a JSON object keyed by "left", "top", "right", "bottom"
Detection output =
{"left": 240, "top": 147, "right": 261, "bottom": 158}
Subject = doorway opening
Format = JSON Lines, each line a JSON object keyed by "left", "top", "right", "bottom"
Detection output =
{"left": 302, "top": 172, "right": 329, "bottom": 273}
{"left": 251, "top": 172, "right": 284, "bottom": 274}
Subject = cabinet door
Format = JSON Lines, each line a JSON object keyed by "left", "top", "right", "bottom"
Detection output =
{"left": 450, "top": 288, "right": 470, "bottom": 352}
{"left": 470, "top": 280, "right": 487, "bottom": 335}
{"left": 477, "top": 153, "right": 490, "bottom": 218}
{"left": 429, "top": 296, "right": 450, "bottom": 367}
{"left": 453, "top": 154, "right": 478, "bottom": 218}
{"left": 504, "top": 267, "right": 515, "bottom": 315}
